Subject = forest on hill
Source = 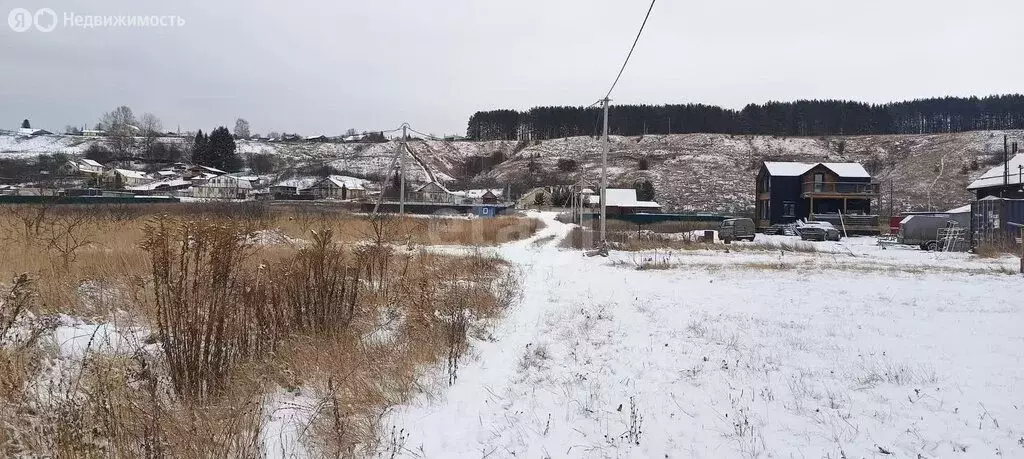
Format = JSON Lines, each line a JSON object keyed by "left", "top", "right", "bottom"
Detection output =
{"left": 466, "top": 95, "right": 1024, "bottom": 141}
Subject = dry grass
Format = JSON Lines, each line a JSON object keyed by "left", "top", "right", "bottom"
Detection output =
{"left": 0, "top": 203, "right": 526, "bottom": 457}
{"left": 974, "top": 241, "right": 1021, "bottom": 259}
{"left": 562, "top": 227, "right": 818, "bottom": 253}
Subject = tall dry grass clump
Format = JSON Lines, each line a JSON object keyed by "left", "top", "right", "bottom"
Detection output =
{"left": 141, "top": 216, "right": 265, "bottom": 401}
{"left": 276, "top": 228, "right": 361, "bottom": 334}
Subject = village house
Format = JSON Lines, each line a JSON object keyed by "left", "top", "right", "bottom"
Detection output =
{"left": 305, "top": 175, "right": 369, "bottom": 200}
{"left": 452, "top": 188, "right": 503, "bottom": 205}
{"left": 102, "top": 168, "right": 153, "bottom": 188}
{"left": 18, "top": 127, "right": 53, "bottom": 136}
{"left": 586, "top": 188, "right": 661, "bottom": 215}
{"left": 191, "top": 175, "right": 252, "bottom": 199}
{"left": 126, "top": 178, "right": 192, "bottom": 196}
{"left": 755, "top": 161, "right": 880, "bottom": 233}
{"left": 59, "top": 158, "right": 104, "bottom": 176}
{"left": 411, "top": 182, "right": 453, "bottom": 203}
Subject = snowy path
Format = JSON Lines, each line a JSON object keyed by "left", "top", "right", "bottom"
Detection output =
{"left": 390, "top": 213, "right": 1024, "bottom": 458}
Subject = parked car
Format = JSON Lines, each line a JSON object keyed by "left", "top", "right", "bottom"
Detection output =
{"left": 798, "top": 221, "right": 841, "bottom": 241}
{"left": 719, "top": 218, "right": 756, "bottom": 243}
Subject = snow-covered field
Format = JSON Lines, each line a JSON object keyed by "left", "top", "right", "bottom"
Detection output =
{"left": 389, "top": 212, "right": 1024, "bottom": 458}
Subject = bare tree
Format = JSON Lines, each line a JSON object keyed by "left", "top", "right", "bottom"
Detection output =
{"left": 139, "top": 113, "right": 163, "bottom": 159}
{"left": 100, "top": 105, "right": 138, "bottom": 158}
{"left": 42, "top": 211, "right": 96, "bottom": 269}
{"left": 234, "top": 118, "right": 251, "bottom": 139}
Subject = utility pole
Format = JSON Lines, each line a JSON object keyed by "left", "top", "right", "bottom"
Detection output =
{"left": 399, "top": 124, "right": 407, "bottom": 215}
{"left": 600, "top": 97, "right": 610, "bottom": 246}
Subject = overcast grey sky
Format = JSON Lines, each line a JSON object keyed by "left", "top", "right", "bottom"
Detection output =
{"left": 2, "top": 0, "right": 1023, "bottom": 137}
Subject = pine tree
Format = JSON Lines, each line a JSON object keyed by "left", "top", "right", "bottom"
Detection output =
{"left": 21, "top": 119, "right": 30, "bottom": 129}
{"left": 191, "top": 130, "right": 208, "bottom": 165}
{"left": 207, "top": 127, "right": 239, "bottom": 171}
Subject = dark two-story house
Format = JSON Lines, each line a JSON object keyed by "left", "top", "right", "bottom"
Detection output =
{"left": 755, "top": 161, "right": 880, "bottom": 233}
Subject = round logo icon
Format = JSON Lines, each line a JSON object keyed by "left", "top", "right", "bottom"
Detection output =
{"left": 34, "top": 8, "right": 57, "bottom": 32}
{"left": 8, "top": 8, "right": 33, "bottom": 32}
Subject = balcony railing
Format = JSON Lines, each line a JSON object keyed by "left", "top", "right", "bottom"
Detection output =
{"left": 802, "top": 181, "right": 880, "bottom": 196}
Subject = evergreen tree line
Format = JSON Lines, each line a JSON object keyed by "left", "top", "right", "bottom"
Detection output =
{"left": 192, "top": 127, "right": 241, "bottom": 171}
{"left": 466, "top": 95, "right": 1024, "bottom": 140}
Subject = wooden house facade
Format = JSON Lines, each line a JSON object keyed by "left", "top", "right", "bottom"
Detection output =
{"left": 755, "top": 162, "right": 879, "bottom": 232}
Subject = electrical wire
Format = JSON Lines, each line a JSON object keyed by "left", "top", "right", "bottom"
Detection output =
{"left": 603, "top": 0, "right": 657, "bottom": 100}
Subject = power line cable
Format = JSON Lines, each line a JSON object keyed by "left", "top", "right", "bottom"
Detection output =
{"left": 603, "top": 0, "right": 657, "bottom": 100}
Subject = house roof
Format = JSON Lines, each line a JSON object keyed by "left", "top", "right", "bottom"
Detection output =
{"left": 190, "top": 165, "right": 228, "bottom": 175}
{"left": 126, "top": 178, "right": 191, "bottom": 191}
{"left": 321, "top": 175, "right": 368, "bottom": 190}
{"left": 114, "top": 169, "right": 149, "bottom": 179}
{"left": 18, "top": 128, "right": 52, "bottom": 136}
{"left": 273, "top": 176, "right": 319, "bottom": 190}
{"left": 415, "top": 182, "right": 450, "bottom": 193}
{"left": 945, "top": 204, "right": 972, "bottom": 214}
{"left": 589, "top": 188, "right": 662, "bottom": 208}
{"left": 820, "top": 162, "right": 871, "bottom": 178}
{"left": 79, "top": 159, "right": 103, "bottom": 168}
{"left": 451, "top": 188, "right": 502, "bottom": 199}
{"left": 967, "top": 154, "right": 1024, "bottom": 190}
{"left": 763, "top": 161, "right": 871, "bottom": 178}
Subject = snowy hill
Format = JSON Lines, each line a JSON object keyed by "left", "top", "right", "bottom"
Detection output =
{"left": 3, "top": 130, "right": 1020, "bottom": 212}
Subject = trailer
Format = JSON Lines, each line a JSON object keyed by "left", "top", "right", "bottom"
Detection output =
{"left": 897, "top": 214, "right": 968, "bottom": 251}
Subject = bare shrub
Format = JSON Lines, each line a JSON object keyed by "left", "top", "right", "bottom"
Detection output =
{"left": 141, "top": 216, "right": 261, "bottom": 401}
{"left": 276, "top": 228, "right": 361, "bottom": 334}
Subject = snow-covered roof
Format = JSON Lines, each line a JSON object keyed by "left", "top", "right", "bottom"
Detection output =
{"left": 415, "top": 182, "right": 451, "bottom": 193}
{"left": 126, "top": 178, "right": 191, "bottom": 191}
{"left": 18, "top": 128, "right": 51, "bottom": 136}
{"left": 323, "top": 175, "right": 368, "bottom": 190}
{"left": 114, "top": 169, "right": 149, "bottom": 179}
{"left": 451, "top": 188, "right": 502, "bottom": 199}
{"left": 153, "top": 170, "right": 178, "bottom": 177}
{"left": 589, "top": 188, "right": 662, "bottom": 208}
{"left": 79, "top": 158, "right": 103, "bottom": 168}
{"left": 763, "top": 161, "right": 870, "bottom": 178}
{"left": 763, "top": 162, "right": 815, "bottom": 177}
{"left": 273, "top": 177, "right": 319, "bottom": 189}
{"left": 945, "top": 204, "right": 972, "bottom": 214}
{"left": 191, "top": 165, "right": 228, "bottom": 175}
{"left": 967, "top": 154, "right": 1024, "bottom": 190}
{"left": 820, "top": 162, "right": 871, "bottom": 178}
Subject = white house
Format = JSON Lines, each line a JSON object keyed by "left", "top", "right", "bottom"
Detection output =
{"left": 60, "top": 158, "right": 104, "bottom": 176}
{"left": 192, "top": 175, "right": 253, "bottom": 199}
{"left": 103, "top": 168, "right": 153, "bottom": 188}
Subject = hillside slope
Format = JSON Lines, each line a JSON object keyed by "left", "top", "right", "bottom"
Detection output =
{"left": 3, "top": 130, "right": 1019, "bottom": 213}
{"left": 485, "top": 130, "right": 1022, "bottom": 214}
